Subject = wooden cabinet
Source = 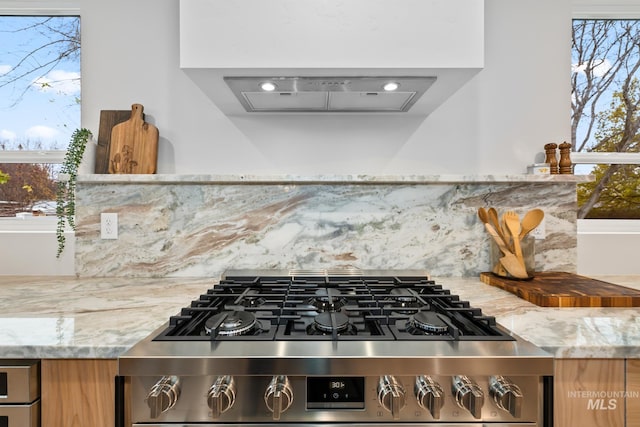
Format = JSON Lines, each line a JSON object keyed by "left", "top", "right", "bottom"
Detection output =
{"left": 554, "top": 359, "right": 640, "bottom": 427}
{"left": 627, "top": 359, "right": 640, "bottom": 426}
{"left": 41, "top": 359, "right": 117, "bottom": 427}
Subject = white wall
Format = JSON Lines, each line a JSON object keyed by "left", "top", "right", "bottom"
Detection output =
{"left": 0, "top": 218, "right": 74, "bottom": 275}
{"left": 81, "top": 0, "right": 571, "bottom": 175}
{"left": 5, "top": 0, "right": 638, "bottom": 276}
{"left": 577, "top": 220, "right": 640, "bottom": 275}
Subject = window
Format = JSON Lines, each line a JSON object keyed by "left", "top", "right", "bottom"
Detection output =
{"left": 571, "top": 18, "right": 640, "bottom": 219}
{"left": 0, "top": 14, "right": 80, "bottom": 217}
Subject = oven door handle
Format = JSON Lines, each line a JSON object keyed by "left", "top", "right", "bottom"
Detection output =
{"left": 115, "top": 375, "right": 125, "bottom": 427}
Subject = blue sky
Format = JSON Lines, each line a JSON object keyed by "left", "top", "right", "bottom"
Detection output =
{"left": 0, "top": 16, "right": 80, "bottom": 150}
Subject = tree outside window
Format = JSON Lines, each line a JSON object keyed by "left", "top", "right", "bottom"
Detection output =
{"left": 572, "top": 19, "right": 640, "bottom": 219}
{"left": 0, "top": 15, "right": 80, "bottom": 217}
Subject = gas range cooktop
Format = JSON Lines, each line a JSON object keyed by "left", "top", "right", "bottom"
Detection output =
{"left": 153, "top": 269, "right": 513, "bottom": 342}
{"left": 119, "top": 270, "right": 554, "bottom": 426}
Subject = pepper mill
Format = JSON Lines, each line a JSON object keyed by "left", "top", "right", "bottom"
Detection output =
{"left": 558, "top": 141, "right": 573, "bottom": 174}
{"left": 544, "top": 143, "right": 558, "bottom": 174}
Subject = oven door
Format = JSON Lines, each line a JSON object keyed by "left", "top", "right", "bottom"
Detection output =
{"left": 0, "top": 361, "right": 41, "bottom": 427}
{"left": 0, "top": 401, "right": 40, "bottom": 427}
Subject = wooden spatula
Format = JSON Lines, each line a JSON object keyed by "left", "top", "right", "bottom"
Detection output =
{"left": 504, "top": 211, "right": 524, "bottom": 267}
{"left": 488, "top": 207, "right": 509, "bottom": 248}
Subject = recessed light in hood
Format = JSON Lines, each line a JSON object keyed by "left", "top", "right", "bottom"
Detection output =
{"left": 224, "top": 76, "right": 436, "bottom": 113}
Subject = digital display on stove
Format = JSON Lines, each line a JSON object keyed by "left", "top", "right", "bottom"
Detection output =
{"left": 306, "top": 377, "right": 365, "bottom": 409}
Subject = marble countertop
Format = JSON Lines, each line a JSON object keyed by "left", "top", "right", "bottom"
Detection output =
{"left": 0, "top": 275, "right": 637, "bottom": 359}
{"left": 77, "top": 173, "right": 593, "bottom": 185}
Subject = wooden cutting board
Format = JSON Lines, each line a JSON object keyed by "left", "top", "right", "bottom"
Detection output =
{"left": 480, "top": 271, "right": 640, "bottom": 307}
{"left": 108, "top": 104, "right": 158, "bottom": 174}
{"left": 94, "top": 110, "right": 135, "bottom": 173}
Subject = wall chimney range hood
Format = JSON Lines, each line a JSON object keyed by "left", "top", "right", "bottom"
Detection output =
{"left": 180, "top": 0, "right": 484, "bottom": 115}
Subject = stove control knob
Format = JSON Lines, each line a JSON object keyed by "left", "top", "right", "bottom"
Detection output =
{"left": 264, "top": 375, "right": 293, "bottom": 420}
{"left": 451, "top": 375, "right": 484, "bottom": 419}
{"left": 377, "top": 375, "right": 406, "bottom": 420}
{"left": 489, "top": 375, "right": 523, "bottom": 418}
{"left": 146, "top": 376, "right": 181, "bottom": 419}
{"left": 207, "top": 375, "right": 236, "bottom": 418}
{"left": 415, "top": 375, "right": 445, "bottom": 420}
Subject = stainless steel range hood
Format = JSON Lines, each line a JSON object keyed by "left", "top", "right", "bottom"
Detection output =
{"left": 180, "top": 0, "right": 484, "bottom": 115}
{"left": 224, "top": 76, "right": 436, "bottom": 112}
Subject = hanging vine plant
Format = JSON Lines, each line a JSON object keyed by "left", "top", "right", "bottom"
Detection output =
{"left": 56, "top": 128, "right": 92, "bottom": 258}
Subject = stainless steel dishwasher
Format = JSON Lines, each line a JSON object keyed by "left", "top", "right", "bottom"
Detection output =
{"left": 0, "top": 360, "right": 40, "bottom": 427}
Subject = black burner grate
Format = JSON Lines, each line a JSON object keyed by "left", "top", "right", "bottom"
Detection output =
{"left": 152, "top": 274, "right": 514, "bottom": 342}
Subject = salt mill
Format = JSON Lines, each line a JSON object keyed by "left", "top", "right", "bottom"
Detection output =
{"left": 558, "top": 141, "right": 573, "bottom": 174}
{"left": 544, "top": 143, "right": 558, "bottom": 174}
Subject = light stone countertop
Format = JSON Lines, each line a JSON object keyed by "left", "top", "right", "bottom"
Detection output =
{"left": 77, "top": 173, "right": 593, "bottom": 185}
{"left": 0, "top": 275, "right": 637, "bottom": 359}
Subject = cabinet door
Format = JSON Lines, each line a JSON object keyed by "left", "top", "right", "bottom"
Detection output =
{"left": 41, "top": 359, "right": 117, "bottom": 427}
{"left": 554, "top": 359, "right": 625, "bottom": 427}
{"left": 627, "top": 359, "right": 640, "bottom": 425}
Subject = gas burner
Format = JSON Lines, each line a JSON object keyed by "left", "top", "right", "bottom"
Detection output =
{"left": 406, "top": 311, "right": 449, "bottom": 335}
{"left": 155, "top": 272, "right": 514, "bottom": 342}
{"left": 242, "top": 297, "right": 266, "bottom": 308}
{"left": 307, "top": 312, "right": 356, "bottom": 336}
{"left": 205, "top": 311, "right": 257, "bottom": 336}
{"left": 307, "top": 295, "right": 347, "bottom": 312}
{"left": 390, "top": 288, "right": 422, "bottom": 313}
{"left": 390, "top": 288, "right": 417, "bottom": 302}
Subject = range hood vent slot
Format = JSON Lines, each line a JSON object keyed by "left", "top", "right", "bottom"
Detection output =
{"left": 224, "top": 76, "right": 436, "bottom": 112}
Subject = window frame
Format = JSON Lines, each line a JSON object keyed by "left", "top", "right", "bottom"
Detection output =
{"left": 0, "top": 2, "right": 80, "bottom": 229}
{"left": 571, "top": 4, "right": 640, "bottom": 168}
{"left": 0, "top": 1, "right": 81, "bottom": 166}
{"left": 0, "top": 1, "right": 79, "bottom": 16}
{"left": 571, "top": 7, "right": 640, "bottom": 223}
{"left": 572, "top": 3, "right": 640, "bottom": 20}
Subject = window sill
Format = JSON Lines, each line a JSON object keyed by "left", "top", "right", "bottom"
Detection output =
{"left": 0, "top": 216, "right": 71, "bottom": 232}
{"left": 578, "top": 219, "right": 640, "bottom": 235}
{"left": 0, "top": 150, "right": 66, "bottom": 163}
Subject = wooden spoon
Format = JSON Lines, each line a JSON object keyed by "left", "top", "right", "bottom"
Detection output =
{"left": 504, "top": 211, "right": 524, "bottom": 265}
{"left": 477, "top": 207, "right": 489, "bottom": 224}
{"left": 484, "top": 223, "right": 529, "bottom": 279}
{"left": 519, "top": 208, "right": 544, "bottom": 240}
{"left": 488, "top": 207, "right": 510, "bottom": 248}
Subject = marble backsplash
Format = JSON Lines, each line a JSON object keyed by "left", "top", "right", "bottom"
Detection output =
{"left": 74, "top": 175, "right": 585, "bottom": 277}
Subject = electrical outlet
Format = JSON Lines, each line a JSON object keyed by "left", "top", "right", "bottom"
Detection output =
{"left": 101, "top": 212, "right": 118, "bottom": 239}
{"left": 530, "top": 215, "right": 546, "bottom": 240}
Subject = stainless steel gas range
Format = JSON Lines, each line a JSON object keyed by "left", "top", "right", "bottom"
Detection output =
{"left": 117, "top": 270, "right": 553, "bottom": 427}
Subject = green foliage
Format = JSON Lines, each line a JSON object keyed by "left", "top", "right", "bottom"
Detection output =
{"left": 0, "top": 163, "right": 56, "bottom": 215}
{"left": 578, "top": 164, "right": 640, "bottom": 218}
{"left": 56, "top": 128, "right": 92, "bottom": 258}
{"left": 0, "top": 170, "right": 8, "bottom": 184}
{"left": 577, "top": 83, "right": 640, "bottom": 218}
